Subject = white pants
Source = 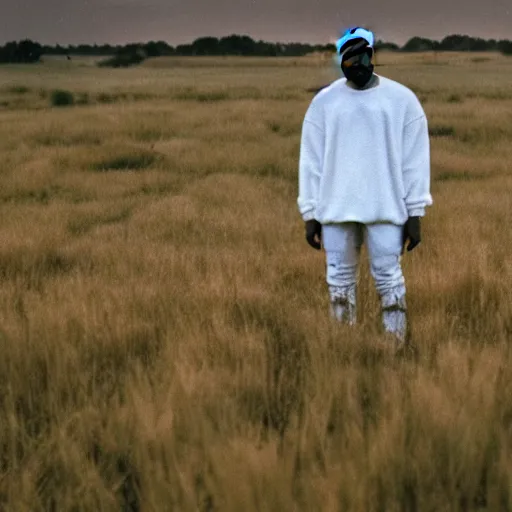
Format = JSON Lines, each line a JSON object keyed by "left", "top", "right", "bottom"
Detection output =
{"left": 322, "top": 223, "right": 407, "bottom": 341}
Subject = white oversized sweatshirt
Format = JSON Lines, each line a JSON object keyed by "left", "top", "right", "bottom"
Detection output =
{"left": 298, "top": 76, "right": 433, "bottom": 225}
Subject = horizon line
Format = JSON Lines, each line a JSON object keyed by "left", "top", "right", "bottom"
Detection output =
{"left": 2, "top": 31, "right": 511, "bottom": 48}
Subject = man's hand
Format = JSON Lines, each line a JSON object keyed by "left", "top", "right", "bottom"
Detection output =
{"left": 403, "top": 216, "right": 421, "bottom": 253}
{"left": 305, "top": 219, "right": 322, "bottom": 250}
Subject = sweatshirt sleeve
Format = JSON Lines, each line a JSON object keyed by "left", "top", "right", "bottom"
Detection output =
{"left": 402, "top": 115, "right": 433, "bottom": 217}
{"left": 298, "top": 117, "right": 324, "bottom": 222}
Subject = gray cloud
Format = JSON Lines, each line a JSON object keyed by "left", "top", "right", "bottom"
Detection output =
{"left": 1, "top": 0, "right": 510, "bottom": 45}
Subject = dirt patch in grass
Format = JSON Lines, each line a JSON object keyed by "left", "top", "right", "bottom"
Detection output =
{"left": 434, "top": 171, "right": 488, "bottom": 182}
{"left": 429, "top": 125, "right": 456, "bottom": 137}
{"left": 90, "top": 150, "right": 159, "bottom": 172}
{"left": 4, "top": 85, "right": 31, "bottom": 95}
{"left": 33, "top": 132, "right": 103, "bottom": 148}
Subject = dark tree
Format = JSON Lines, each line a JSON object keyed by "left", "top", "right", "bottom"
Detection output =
{"left": 218, "top": 35, "right": 257, "bottom": 55}
{"left": 190, "top": 37, "right": 220, "bottom": 55}
{"left": 143, "top": 41, "right": 174, "bottom": 57}
{"left": 438, "top": 35, "right": 490, "bottom": 52}
{"left": 98, "top": 44, "right": 147, "bottom": 67}
{"left": 375, "top": 40, "right": 400, "bottom": 51}
{"left": 0, "top": 39, "right": 42, "bottom": 63}
{"left": 402, "top": 37, "right": 439, "bottom": 52}
{"left": 497, "top": 40, "right": 512, "bottom": 55}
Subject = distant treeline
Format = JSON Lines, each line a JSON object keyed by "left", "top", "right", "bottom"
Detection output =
{"left": 1, "top": 33, "right": 511, "bottom": 65}
{"left": 401, "top": 35, "right": 512, "bottom": 54}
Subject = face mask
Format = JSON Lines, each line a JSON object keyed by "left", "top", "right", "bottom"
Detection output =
{"left": 341, "top": 49, "right": 374, "bottom": 88}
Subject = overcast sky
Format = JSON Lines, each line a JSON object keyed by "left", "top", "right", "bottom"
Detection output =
{"left": 2, "top": 0, "right": 511, "bottom": 46}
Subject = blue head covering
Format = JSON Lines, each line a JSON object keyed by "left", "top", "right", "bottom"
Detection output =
{"left": 333, "top": 27, "right": 375, "bottom": 73}
{"left": 336, "top": 27, "right": 375, "bottom": 55}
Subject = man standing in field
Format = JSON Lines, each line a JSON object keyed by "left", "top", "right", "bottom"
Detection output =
{"left": 298, "top": 27, "right": 432, "bottom": 345}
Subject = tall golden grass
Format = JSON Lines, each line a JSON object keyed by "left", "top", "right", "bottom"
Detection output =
{"left": 0, "top": 51, "right": 511, "bottom": 510}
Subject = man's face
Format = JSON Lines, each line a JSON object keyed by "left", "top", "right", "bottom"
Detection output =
{"left": 340, "top": 43, "right": 374, "bottom": 88}
{"left": 341, "top": 48, "right": 373, "bottom": 70}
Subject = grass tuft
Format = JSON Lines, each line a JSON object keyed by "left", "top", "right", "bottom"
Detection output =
{"left": 434, "top": 171, "right": 487, "bottom": 182}
{"left": 67, "top": 207, "right": 132, "bottom": 236}
{"left": 96, "top": 92, "right": 117, "bottom": 104}
{"left": 174, "top": 90, "right": 231, "bottom": 102}
{"left": 429, "top": 125, "right": 456, "bottom": 137}
{"left": 5, "top": 85, "right": 31, "bottom": 95}
{"left": 446, "top": 93, "right": 463, "bottom": 103}
{"left": 90, "top": 150, "right": 158, "bottom": 172}
{"left": 50, "top": 89, "right": 75, "bottom": 107}
{"left": 0, "top": 247, "right": 92, "bottom": 291}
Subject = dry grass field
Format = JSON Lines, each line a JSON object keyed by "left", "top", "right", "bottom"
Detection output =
{"left": 0, "top": 51, "right": 511, "bottom": 511}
